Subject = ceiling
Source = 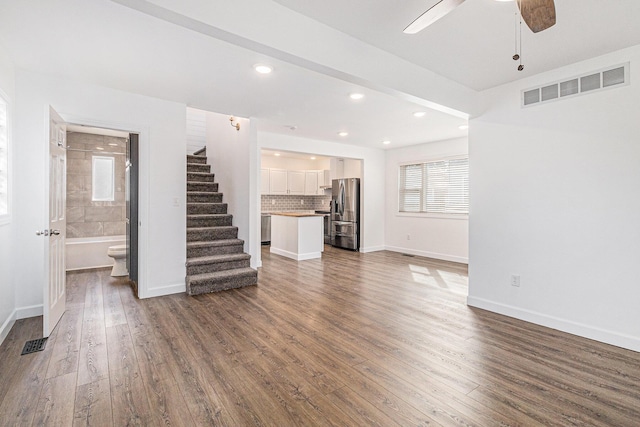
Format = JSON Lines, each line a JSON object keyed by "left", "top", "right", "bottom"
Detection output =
{"left": 0, "top": 0, "right": 638, "bottom": 150}
{"left": 273, "top": 0, "right": 640, "bottom": 91}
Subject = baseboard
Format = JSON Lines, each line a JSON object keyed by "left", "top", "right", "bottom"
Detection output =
{"left": 16, "top": 304, "right": 43, "bottom": 319}
{"left": 360, "top": 245, "right": 385, "bottom": 253}
{"left": 467, "top": 296, "right": 640, "bottom": 353}
{"left": 0, "top": 310, "right": 17, "bottom": 347}
{"left": 385, "top": 246, "right": 468, "bottom": 264}
{"left": 269, "top": 247, "right": 321, "bottom": 261}
{"left": 141, "top": 283, "right": 186, "bottom": 299}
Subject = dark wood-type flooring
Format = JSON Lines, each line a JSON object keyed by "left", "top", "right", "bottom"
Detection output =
{"left": 1, "top": 246, "right": 639, "bottom": 426}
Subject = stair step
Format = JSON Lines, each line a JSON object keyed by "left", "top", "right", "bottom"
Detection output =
{"left": 187, "top": 155, "right": 207, "bottom": 164}
{"left": 187, "top": 181, "right": 219, "bottom": 192}
{"left": 187, "top": 214, "right": 233, "bottom": 228}
{"left": 187, "top": 192, "right": 223, "bottom": 203}
{"left": 187, "top": 163, "right": 211, "bottom": 173}
{"left": 187, "top": 172, "right": 215, "bottom": 182}
{"left": 187, "top": 202, "right": 227, "bottom": 215}
{"left": 186, "top": 253, "right": 251, "bottom": 275}
{"left": 187, "top": 226, "right": 238, "bottom": 242}
{"left": 186, "top": 267, "right": 257, "bottom": 295}
{"left": 187, "top": 239, "right": 244, "bottom": 257}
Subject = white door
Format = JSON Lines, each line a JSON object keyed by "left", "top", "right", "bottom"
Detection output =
{"left": 42, "top": 107, "right": 67, "bottom": 337}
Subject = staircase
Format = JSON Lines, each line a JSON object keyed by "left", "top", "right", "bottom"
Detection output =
{"left": 185, "top": 151, "right": 257, "bottom": 295}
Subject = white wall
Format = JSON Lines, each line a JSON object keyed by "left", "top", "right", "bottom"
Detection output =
{"left": 0, "top": 42, "right": 15, "bottom": 345}
{"left": 13, "top": 70, "right": 187, "bottom": 311}
{"left": 204, "top": 111, "right": 256, "bottom": 264}
{"left": 261, "top": 154, "right": 330, "bottom": 171}
{"left": 256, "top": 131, "right": 386, "bottom": 266}
{"left": 385, "top": 138, "right": 469, "bottom": 263}
{"left": 468, "top": 45, "right": 640, "bottom": 352}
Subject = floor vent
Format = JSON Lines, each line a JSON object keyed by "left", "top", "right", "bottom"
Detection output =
{"left": 21, "top": 338, "right": 48, "bottom": 355}
{"left": 522, "top": 63, "right": 629, "bottom": 108}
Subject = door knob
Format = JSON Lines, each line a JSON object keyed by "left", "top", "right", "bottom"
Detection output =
{"left": 50, "top": 229, "right": 61, "bottom": 236}
{"left": 36, "top": 230, "right": 50, "bottom": 236}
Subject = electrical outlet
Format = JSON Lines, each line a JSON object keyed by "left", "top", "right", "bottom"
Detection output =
{"left": 406, "top": 234, "right": 410, "bottom": 240}
{"left": 510, "top": 275, "right": 520, "bottom": 287}
{"left": 271, "top": 199, "right": 275, "bottom": 205}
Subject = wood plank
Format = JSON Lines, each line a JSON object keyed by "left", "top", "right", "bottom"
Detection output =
{"left": 102, "top": 274, "right": 127, "bottom": 328}
{"left": 45, "top": 306, "right": 83, "bottom": 379}
{"left": 77, "top": 273, "right": 108, "bottom": 386}
{"left": 109, "top": 367, "right": 152, "bottom": 426}
{"left": 73, "top": 378, "right": 113, "bottom": 427}
{"left": 32, "top": 371, "right": 77, "bottom": 426}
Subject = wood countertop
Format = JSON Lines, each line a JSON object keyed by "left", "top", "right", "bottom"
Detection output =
{"left": 270, "top": 212, "right": 325, "bottom": 217}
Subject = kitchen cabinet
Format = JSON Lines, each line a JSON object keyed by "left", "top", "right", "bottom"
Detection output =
{"left": 260, "top": 169, "right": 270, "bottom": 195}
{"left": 269, "top": 168, "right": 288, "bottom": 195}
{"left": 318, "top": 170, "right": 330, "bottom": 192}
{"left": 305, "top": 171, "right": 319, "bottom": 195}
{"left": 287, "top": 170, "right": 305, "bottom": 195}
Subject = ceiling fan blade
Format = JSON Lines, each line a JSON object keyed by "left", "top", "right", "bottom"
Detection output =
{"left": 518, "top": 0, "right": 556, "bottom": 33}
{"left": 404, "top": 0, "right": 466, "bottom": 34}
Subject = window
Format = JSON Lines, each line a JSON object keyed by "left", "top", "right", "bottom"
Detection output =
{"left": 0, "top": 91, "right": 9, "bottom": 220}
{"left": 399, "top": 157, "right": 469, "bottom": 215}
{"left": 92, "top": 156, "right": 115, "bottom": 201}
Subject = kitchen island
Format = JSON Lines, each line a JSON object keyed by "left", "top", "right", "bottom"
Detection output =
{"left": 270, "top": 212, "right": 324, "bottom": 261}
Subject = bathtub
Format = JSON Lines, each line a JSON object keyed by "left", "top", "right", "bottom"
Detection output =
{"left": 66, "top": 235, "right": 126, "bottom": 271}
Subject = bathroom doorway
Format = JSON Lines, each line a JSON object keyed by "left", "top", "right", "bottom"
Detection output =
{"left": 64, "top": 125, "right": 139, "bottom": 291}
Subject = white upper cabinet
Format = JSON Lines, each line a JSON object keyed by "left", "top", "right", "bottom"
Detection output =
{"left": 287, "top": 170, "right": 305, "bottom": 195}
{"left": 269, "top": 168, "right": 288, "bottom": 195}
{"left": 305, "top": 171, "right": 319, "bottom": 195}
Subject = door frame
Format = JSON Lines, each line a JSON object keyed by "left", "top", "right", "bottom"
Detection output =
{"left": 54, "top": 112, "right": 149, "bottom": 297}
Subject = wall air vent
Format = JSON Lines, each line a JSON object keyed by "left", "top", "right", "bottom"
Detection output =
{"left": 521, "top": 63, "right": 629, "bottom": 108}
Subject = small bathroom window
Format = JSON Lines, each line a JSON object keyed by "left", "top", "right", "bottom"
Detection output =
{"left": 92, "top": 156, "right": 115, "bottom": 201}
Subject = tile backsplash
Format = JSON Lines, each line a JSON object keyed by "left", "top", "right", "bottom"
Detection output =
{"left": 261, "top": 195, "right": 331, "bottom": 212}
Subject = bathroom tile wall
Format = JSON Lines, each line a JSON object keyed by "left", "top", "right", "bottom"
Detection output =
{"left": 66, "top": 132, "right": 127, "bottom": 238}
{"left": 261, "top": 195, "right": 331, "bottom": 213}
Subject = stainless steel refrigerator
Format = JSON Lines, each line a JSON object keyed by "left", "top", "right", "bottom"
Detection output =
{"left": 330, "top": 178, "right": 360, "bottom": 251}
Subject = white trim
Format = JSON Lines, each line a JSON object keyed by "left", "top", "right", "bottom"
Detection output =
{"left": 0, "top": 310, "right": 16, "bottom": 346}
{"left": 66, "top": 264, "right": 112, "bottom": 272}
{"left": 398, "top": 153, "right": 468, "bottom": 167}
{"left": 269, "top": 247, "right": 321, "bottom": 261}
{"left": 0, "top": 87, "right": 11, "bottom": 224}
{"left": 467, "top": 296, "right": 640, "bottom": 353}
{"left": 60, "top": 113, "right": 150, "bottom": 299}
{"left": 360, "top": 245, "right": 385, "bottom": 253}
{"left": 144, "top": 282, "right": 186, "bottom": 298}
{"left": 16, "top": 304, "right": 43, "bottom": 319}
{"left": 396, "top": 212, "right": 469, "bottom": 220}
{"left": 385, "top": 245, "right": 468, "bottom": 264}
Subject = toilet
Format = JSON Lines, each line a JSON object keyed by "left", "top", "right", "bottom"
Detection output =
{"left": 107, "top": 244, "right": 128, "bottom": 277}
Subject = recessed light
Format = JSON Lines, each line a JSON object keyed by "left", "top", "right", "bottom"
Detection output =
{"left": 95, "top": 146, "right": 104, "bottom": 150}
{"left": 274, "top": 153, "right": 281, "bottom": 156}
{"left": 382, "top": 140, "right": 391, "bottom": 145}
{"left": 459, "top": 125, "right": 469, "bottom": 130}
{"left": 413, "top": 111, "right": 426, "bottom": 118}
{"left": 349, "top": 93, "right": 364, "bottom": 100}
{"left": 254, "top": 64, "right": 273, "bottom": 74}
{"left": 108, "top": 143, "right": 118, "bottom": 147}
{"left": 310, "top": 156, "right": 316, "bottom": 160}
{"left": 338, "top": 131, "right": 349, "bottom": 137}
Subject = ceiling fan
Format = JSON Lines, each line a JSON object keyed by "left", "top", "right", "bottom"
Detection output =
{"left": 403, "top": 0, "right": 556, "bottom": 34}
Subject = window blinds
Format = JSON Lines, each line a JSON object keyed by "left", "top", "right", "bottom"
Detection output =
{"left": 399, "top": 158, "right": 469, "bottom": 214}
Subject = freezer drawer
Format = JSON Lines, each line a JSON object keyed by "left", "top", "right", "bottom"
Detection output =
{"left": 330, "top": 220, "right": 358, "bottom": 250}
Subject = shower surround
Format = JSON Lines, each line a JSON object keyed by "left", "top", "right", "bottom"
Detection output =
{"left": 66, "top": 132, "right": 127, "bottom": 239}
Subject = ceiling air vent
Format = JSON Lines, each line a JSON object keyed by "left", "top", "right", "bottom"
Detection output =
{"left": 521, "top": 63, "right": 629, "bottom": 108}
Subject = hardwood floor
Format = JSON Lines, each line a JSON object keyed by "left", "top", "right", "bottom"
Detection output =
{"left": 1, "top": 245, "right": 639, "bottom": 426}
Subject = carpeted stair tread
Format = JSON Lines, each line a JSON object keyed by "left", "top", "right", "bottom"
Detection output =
{"left": 186, "top": 253, "right": 250, "bottom": 265}
{"left": 187, "top": 202, "right": 227, "bottom": 214}
{"left": 187, "top": 155, "right": 207, "bottom": 164}
{"left": 186, "top": 239, "right": 244, "bottom": 249}
{"left": 187, "top": 226, "right": 238, "bottom": 242}
{"left": 187, "top": 268, "right": 258, "bottom": 295}
{"left": 187, "top": 163, "right": 211, "bottom": 173}
{"left": 187, "top": 214, "right": 232, "bottom": 228}
{"left": 187, "top": 172, "right": 215, "bottom": 182}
